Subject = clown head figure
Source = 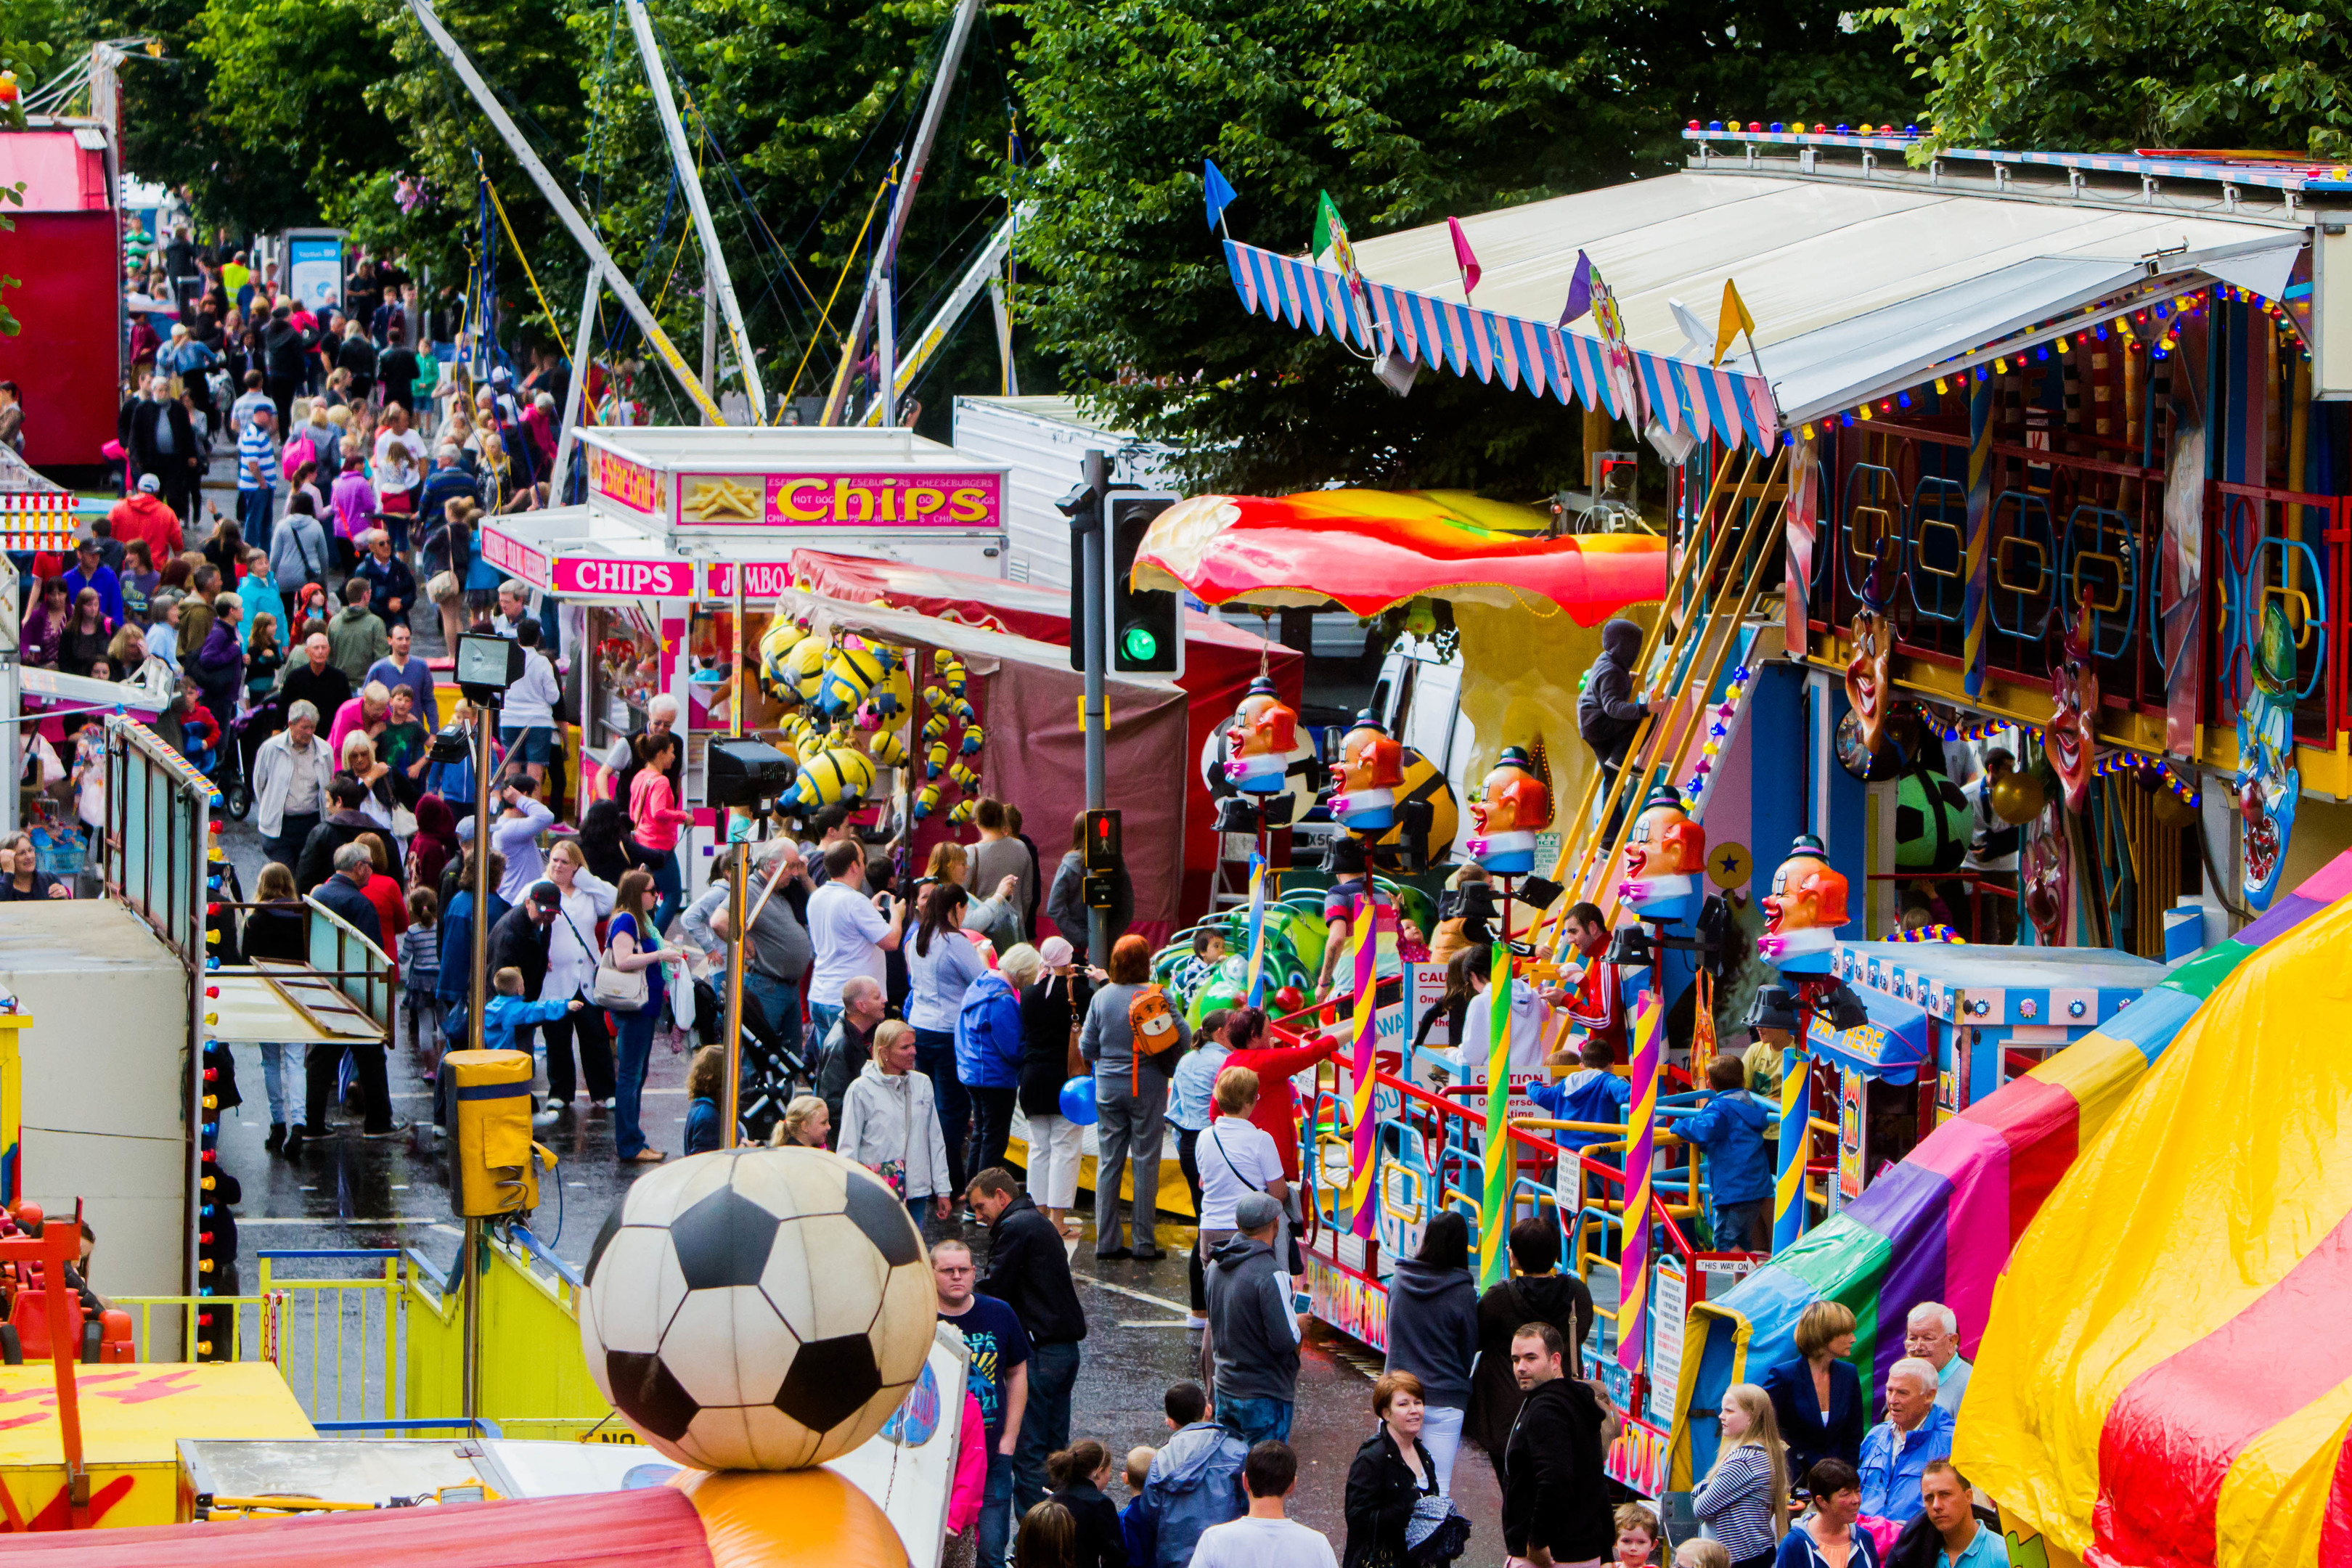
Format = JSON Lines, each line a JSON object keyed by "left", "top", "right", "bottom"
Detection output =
{"left": 2234, "top": 600, "right": 2301, "bottom": 911}
{"left": 1617, "top": 784, "right": 1707, "bottom": 920}
{"left": 1845, "top": 542, "right": 1898, "bottom": 757}
{"left": 2021, "top": 825, "right": 2070, "bottom": 945}
{"left": 2046, "top": 594, "right": 2100, "bottom": 814}
{"left": 1757, "top": 833, "right": 1850, "bottom": 973}
{"left": 1224, "top": 677, "right": 1299, "bottom": 795}
{"left": 1328, "top": 711, "right": 1405, "bottom": 832}
{"left": 1465, "top": 746, "right": 1551, "bottom": 875}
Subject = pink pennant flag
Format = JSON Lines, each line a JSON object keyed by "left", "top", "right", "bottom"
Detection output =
{"left": 1447, "top": 216, "right": 1482, "bottom": 300}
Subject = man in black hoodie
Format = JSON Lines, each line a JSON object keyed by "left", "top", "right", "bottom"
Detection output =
{"left": 1577, "top": 617, "right": 1648, "bottom": 816}
{"left": 260, "top": 303, "right": 311, "bottom": 429}
{"left": 1502, "top": 1322, "right": 1617, "bottom": 1568}
{"left": 971, "top": 1167, "right": 1087, "bottom": 1513}
{"left": 1468, "top": 1217, "right": 1596, "bottom": 1458}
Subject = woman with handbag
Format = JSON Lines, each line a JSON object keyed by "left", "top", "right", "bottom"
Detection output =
{"left": 1344, "top": 1372, "right": 1467, "bottom": 1568}
{"left": 605, "top": 867, "right": 688, "bottom": 1164}
{"left": 839, "top": 1019, "right": 952, "bottom": 1228}
{"left": 539, "top": 839, "right": 618, "bottom": 1115}
{"left": 1018, "top": 936, "right": 1088, "bottom": 1240}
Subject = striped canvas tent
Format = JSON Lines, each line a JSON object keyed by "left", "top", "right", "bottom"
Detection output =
{"left": 1960, "top": 857, "right": 2352, "bottom": 1567}
{"left": 1670, "top": 849, "right": 2352, "bottom": 1494}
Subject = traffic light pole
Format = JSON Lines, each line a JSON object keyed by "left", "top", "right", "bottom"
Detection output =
{"left": 1079, "top": 449, "right": 1111, "bottom": 963}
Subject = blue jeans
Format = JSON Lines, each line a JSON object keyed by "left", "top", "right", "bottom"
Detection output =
{"left": 613, "top": 1003, "right": 659, "bottom": 1158}
{"left": 1714, "top": 1197, "right": 1769, "bottom": 1252}
{"left": 239, "top": 485, "right": 274, "bottom": 552}
{"left": 1013, "top": 1340, "right": 1080, "bottom": 1512}
{"left": 809, "top": 1001, "right": 841, "bottom": 1055}
{"left": 977, "top": 1447, "right": 1016, "bottom": 1568}
{"left": 743, "top": 971, "right": 804, "bottom": 1060}
{"left": 649, "top": 850, "right": 682, "bottom": 934}
{"left": 1218, "top": 1394, "right": 1294, "bottom": 1447}
{"left": 914, "top": 1028, "right": 970, "bottom": 1196}
{"left": 258, "top": 1041, "right": 288, "bottom": 1127}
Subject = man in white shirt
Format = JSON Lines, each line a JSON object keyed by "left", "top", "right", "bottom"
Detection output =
{"left": 1906, "top": 1300, "right": 1974, "bottom": 1416}
{"left": 497, "top": 618, "right": 563, "bottom": 788}
{"left": 804, "top": 838, "right": 905, "bottom": 1042}
{"left": 1187, "top": 1442, "right": 1335, "bottom": 1568}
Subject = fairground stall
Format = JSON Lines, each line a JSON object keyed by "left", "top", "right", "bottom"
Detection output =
{"left": 483, "top": 446, "right": 1296, "bottom": 938}
{"left": 1199, "top": 128, "right": 2352, "bottom": 1528}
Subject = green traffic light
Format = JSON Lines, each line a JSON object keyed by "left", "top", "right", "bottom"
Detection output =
{"left": 1121, "top": 624, "right": 1159, "bottom": 662}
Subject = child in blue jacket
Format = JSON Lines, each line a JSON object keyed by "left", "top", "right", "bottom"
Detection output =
{"left": 1527, "top": 1037, "right": 1633, "bottom": 1185}
{"left": 1677, "top": 1053, "right": 1775, "bottom": 1251}
{"left": 483, "top": 965, "right": 581, "bottom": 1052}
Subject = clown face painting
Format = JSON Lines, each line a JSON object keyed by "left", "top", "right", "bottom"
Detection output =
{"left": 2046, "top": 596, "right": 2100, "bottom": 814}
{"left": 1617, "top": 786, "right": 1707, "bottom": 920}
{"left": 1844, "top": 605, "right": 1895, "bottom": 759}
{"left": 2021, "top": 822, "right": 2070, "bottom": 945}
{"left": 1465, "top": 746, "right": 1551, "bottom": 875}
{"left": 2234, "top": 601, "right": 2300, "bottom": 911}
{"left": 1328, "top": 713, "right": 1405, "bottom": 832}
{"left": 1757, "top": 834, "right": 1850, "bottom": 973}
{"left": 1224, "top": 677, "right": 1299, "bottom": 795}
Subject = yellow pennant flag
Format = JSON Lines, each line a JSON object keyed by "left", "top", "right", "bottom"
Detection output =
{"left": 1713, "top": 278, "right": 1756, "bottom": 368}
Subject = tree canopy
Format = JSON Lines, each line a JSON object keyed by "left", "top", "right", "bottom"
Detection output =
{"left": 1877, "top": 0, "right": 2352, "bottom": 158}
{"left": 1008, "top": 0, "right": 1914, "bottom": 496}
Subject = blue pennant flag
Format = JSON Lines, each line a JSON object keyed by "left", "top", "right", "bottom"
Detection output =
{"left": 1204, "top": 159, "right": 1238, "bottom": 232}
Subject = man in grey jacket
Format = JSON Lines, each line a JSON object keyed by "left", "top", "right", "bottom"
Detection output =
{"left": 1203, "top": 1193, "right": 1303, "bottom": 1446}
{"left": 680, "top": 841, "right": 813, "bottom": 1058}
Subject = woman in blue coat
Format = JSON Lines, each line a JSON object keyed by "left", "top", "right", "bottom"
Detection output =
{"left": 957, "top": 943, "right": 1042, "bottom": 1180}
{"left": 1760, "top": 1300, "right": 1868, "bottom": 1482}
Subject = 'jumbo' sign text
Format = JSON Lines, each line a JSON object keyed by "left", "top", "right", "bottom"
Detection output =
{"left": 674, "top": 471, "right": 1003, "bottom": 529}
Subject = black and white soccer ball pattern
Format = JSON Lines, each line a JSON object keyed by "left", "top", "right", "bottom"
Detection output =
{"left": 580, "top": 1147, "right": 934, "bottom": 1469}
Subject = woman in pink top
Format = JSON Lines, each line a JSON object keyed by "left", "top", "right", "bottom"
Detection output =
{"left": 627, "top": 731, "right": 690, "bottom": 928}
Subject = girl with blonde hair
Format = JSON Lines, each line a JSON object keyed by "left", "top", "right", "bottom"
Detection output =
{"left": 1691, "top": 1381, "right": 1789, "bottom": 1568}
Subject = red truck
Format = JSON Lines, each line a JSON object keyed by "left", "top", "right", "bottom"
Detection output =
{"left": 0, "top": 120, "right": 126, "bottom": 477}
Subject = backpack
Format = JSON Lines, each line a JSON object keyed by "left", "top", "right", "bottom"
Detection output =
{"left": 1127, "top": 984, "right": 1183, "bottom": 1093}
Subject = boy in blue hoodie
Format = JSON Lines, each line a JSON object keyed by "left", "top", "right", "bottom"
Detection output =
{"left": 1527, "top": 1037, "right": 1633, "bottom": 1191}
{"left": 1676, "top": 1053, "right": 1774, "bottom": 1251}
{"left": 483, "top": 965, "right": 581, "bottom": 1052}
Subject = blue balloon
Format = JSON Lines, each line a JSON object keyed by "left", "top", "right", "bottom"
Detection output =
{"left": 1058, "top": 1075, "right": 1099, "bottom": 1127}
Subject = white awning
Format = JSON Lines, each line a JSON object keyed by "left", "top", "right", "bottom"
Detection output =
{"left": 1229, "top": 170, "right": 2306, "bottom": 434}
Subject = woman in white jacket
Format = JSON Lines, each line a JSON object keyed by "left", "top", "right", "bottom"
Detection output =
{"left": 539, "top": 838, "right": 618, "bottom": 1114}
{"left": 839, "top": 1019, "right": 952, "bottom": 1226}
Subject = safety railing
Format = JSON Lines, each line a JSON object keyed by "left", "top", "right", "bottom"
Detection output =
{"left": 115, "top": 1249, "right": 408, "bottom": 1428}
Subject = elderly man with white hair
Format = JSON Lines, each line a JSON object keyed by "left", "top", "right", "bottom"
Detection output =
{"left": 607, "top": 692, "right": 682, "bottom": 807}
{"left": 1905, "top": 1300, "right": 1973, "bottom": 1416}
{"left": 678, "top": 838, "right": 813, "bottom": 1059}
{"left": 1858, "top": 1355, "right": 1955, "bottom": 1524}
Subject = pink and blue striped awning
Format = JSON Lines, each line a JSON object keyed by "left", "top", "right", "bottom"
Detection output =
{"left": 1223, "top": 240, "right": 1779, "bottom": 450}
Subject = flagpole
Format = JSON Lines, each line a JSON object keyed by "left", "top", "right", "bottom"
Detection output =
{"left": 1742, "top": 324, "right": 1768, "bottom": 384}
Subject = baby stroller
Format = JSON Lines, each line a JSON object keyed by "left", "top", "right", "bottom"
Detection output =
{"left": 222, "top": 691, "right": 290, "bottom": 821}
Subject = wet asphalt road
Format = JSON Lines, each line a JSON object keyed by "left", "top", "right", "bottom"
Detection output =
{"left": 193, "top": 458, "right": 1508, "bottom": 1551}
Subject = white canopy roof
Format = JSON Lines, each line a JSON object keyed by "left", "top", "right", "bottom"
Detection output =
{"left": 1330, "top": 171, "right": 2303, "bottom": 425}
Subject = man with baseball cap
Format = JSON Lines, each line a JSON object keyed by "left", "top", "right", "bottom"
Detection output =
{"left": 1203, "top": 1191, "right": 1305, "bottom": 1446}
{"left": 107, "top": 470, "right": 185, "bottom": 560}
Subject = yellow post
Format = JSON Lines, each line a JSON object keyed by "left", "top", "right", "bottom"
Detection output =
{"left": 0, "top": 1012, "right": 29, "bottom": 1206}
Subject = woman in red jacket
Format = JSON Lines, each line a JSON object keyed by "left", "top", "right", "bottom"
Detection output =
{"left": 1219, "top": 1006, "right": 1341, "bottom": 1185}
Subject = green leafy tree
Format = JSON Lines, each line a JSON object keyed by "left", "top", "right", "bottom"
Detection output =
{"left": 1875, "top": 0, "right": 2352, "bottom": 157}
{"left": 1010, "top": 0, "right": 1914, "bottom": 497}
